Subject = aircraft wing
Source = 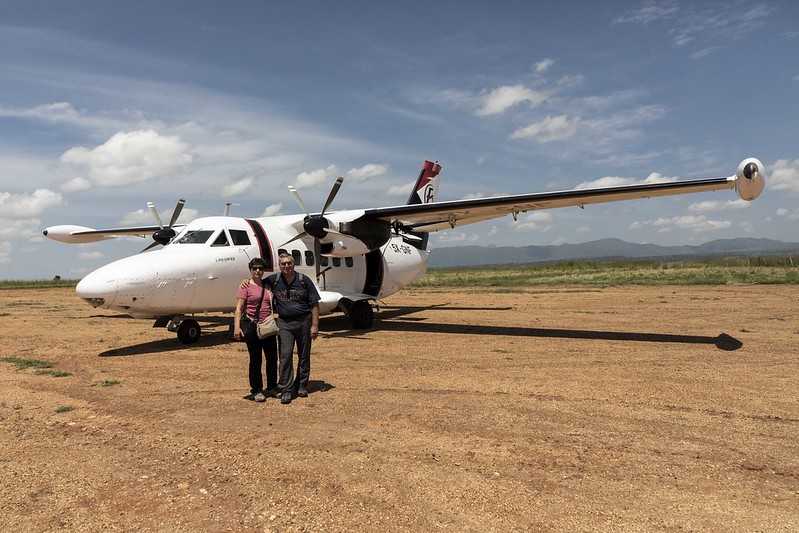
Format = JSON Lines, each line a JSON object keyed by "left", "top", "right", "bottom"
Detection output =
{"left": 363, "top": 160, "right": 764, "bottom": 232}
{"left": 42, "top": 224, "right": 186, "bottom": 244}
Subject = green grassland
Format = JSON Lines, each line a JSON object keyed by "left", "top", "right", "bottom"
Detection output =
{"left": 0, "top": 279, "right": 79, "bottom": 289}
{"left": 413, "top": 257, "right": 799, "bottom": 287}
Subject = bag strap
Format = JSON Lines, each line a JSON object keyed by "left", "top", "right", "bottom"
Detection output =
{"left": 250, "top": 284, "right": 266, "bottom": 320}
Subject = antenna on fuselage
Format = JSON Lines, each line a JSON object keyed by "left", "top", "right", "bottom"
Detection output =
{"left": 223, "top": 202, "right": 238, "bottom": 216}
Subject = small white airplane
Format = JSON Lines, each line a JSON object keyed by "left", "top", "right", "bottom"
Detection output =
{"left": 44, "top": 158, "right": 765, "bottom": 344}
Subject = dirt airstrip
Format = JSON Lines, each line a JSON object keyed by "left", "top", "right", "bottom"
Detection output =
{"left": 1, "top": 285, "right": 798, "bottom": 531}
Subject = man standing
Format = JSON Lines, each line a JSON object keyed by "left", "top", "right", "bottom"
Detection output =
{"left": 268, "top": 253, "right": 320, "bottom": 404}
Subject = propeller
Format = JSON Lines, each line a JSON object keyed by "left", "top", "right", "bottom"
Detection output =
{"left": 282, "top": 177, "right": 344, "bottom": 279}
{"left": 223, "top": 202, "right": 238, "bottom": 216}
{"left": 141, "top": 198, "right": 186, "bottom": 252}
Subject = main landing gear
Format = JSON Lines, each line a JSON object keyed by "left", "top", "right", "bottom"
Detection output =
{"left": 154, "top": 316, "right": 202, "bottom": 344}
{"left": 341, "top": 299, "right": 375, "bottom": 329}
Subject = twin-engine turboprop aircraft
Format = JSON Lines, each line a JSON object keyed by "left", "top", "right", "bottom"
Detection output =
{"left": 44, "top": 158, "right": 765, "bottom": 343}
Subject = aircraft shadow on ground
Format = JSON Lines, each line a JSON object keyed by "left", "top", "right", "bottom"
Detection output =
{"left": 99, "top": 329, "right": 233, "bottom": 357}
{"left": 327, "top": 305, "right": 743, "bottom": 351}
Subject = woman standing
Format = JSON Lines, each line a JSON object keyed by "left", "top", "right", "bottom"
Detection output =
{"left": 234, "top": 258, "right": 278, "bottom": 402}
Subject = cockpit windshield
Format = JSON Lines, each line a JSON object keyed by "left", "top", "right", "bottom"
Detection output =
{"left": 173, "top": 229, "right": 214, "bottom": 244}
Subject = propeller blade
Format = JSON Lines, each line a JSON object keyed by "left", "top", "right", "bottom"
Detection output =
{"left": 140, "top": 241, "right": 160, "bottom": 253}
{"left": 288, "top": 186, "right": 310, "bottom": 216}
{"left": 168, "top": 198, "right": 186, "bottom": 228}
{"left": 313, "top": 237, "right": 321, "bottom": 281}
{"left": 147, "top": 202, "right": 164, "bottom": 229}
{"left": 320, "top": 177, "right": 344, "bottom": 216}
{"left": 281, "top": 231, "right": 309, "bottom": 247}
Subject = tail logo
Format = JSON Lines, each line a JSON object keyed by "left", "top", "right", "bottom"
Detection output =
{"left": 423, "top": 184, "right": 435, "bottom": 203}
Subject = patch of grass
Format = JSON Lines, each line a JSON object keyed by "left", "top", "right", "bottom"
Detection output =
{"left": 2, "top": 357, "right": 56, "bottom": 370}
{"left": 0, "top": 279, "right": 79, "bottom": 290}
{"left": 34, "top": 369, "right": 73, "bottom": 377}
{"left": 54, "top": 406, "right": 75, "bottom": 413}
{"left": 99, "top": 380, "right": 121, "bottom": 387}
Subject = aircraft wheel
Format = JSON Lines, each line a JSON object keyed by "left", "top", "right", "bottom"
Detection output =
{"left": 177, "top": 319, "right": 201, "bottom": 344}
{"left": 350, "top": 300, "right": 374, "bottom": 329}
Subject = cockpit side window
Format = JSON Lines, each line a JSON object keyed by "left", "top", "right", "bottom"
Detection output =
{"left": 211, "top": 230, "right": 229, "bottom": 247}
{"left": 174, "top": 230, "right": 214, "bottom": 244}
{"left": 230, "top": 229, "right": 250, "bottom": 246}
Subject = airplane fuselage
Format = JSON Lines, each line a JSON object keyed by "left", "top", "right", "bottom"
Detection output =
{"left": 76, "top": 214, "right": 429, "bottom": 319}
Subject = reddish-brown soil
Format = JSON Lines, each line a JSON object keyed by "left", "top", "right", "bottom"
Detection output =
{"left": 1, "top": 285, "right": 798, "bottom": 531}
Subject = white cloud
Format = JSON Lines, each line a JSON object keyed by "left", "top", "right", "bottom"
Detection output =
{"left": 59, "top": 130, "right": 194, "bottom": 187}
{"left": 476, "top": 85, "right": 551, "bottom": 117}
{"left": 60, "top": 177, "right": 92, "bottom": 192}
{"left": 78, "top": 251, "right": 104, "bottom": 260}
{"left": 631, "top": 215, "right": 731, "bottom": 233}
{"left": 510, "top": 115, "right": 579, "bottom": 143}
{"left": 387, "top": 181, "right": 415, "bottom": 197}
{"left": 768, "top": 159, "right": 799, "bottom": 195}
{"left": 0, "top": 189, "right": 65, "bottom": 219}
{"left": 613, "top": 2, "right": 680, "bottom": 25}
{"left": 261, "top": 203, "right": 283, "bottom": 217}
{"left": 512, "top": 211, "right": 554, "bottom": 233}
{"left": 575, "top": 172, "right": 675, "bottom": 190}
{"left": 613, "top": 2, "right": 773, "bottom": 58}
{"left": 535, "top": 58, "right": 556, "bottom": 73}
{"left": 346, "top": 163, "right": 389, "bottom": 182}
{"left": 687, "top": 199, "right": 750, "bottom": 212}
{"left": 295, "top": 165, "right": 337, "bottom": 189}
{"left": 435, "top": 231, "right": 480, "bottom": 243}
{"left": 0, "top": 218, "right": 43, "bottom": 239}
{"left": 119, "top": 206, "right": 197, "bottom": 226}
{"left": 460, "top": 192, "right": 485, "bottom": 200}
{"left": 776, "top": 207, "right": 799, "bottom": 221}
{"left": 0, "top": 102, "right": 80, "bottom": 122}
{"left": 220, "top": 177, "right": 254, "bottom": 196}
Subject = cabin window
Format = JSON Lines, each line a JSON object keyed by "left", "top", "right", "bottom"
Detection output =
{"left": 174, "top": 230, "right": 214, "bottom": 244}
{"left": 230, "top": 229, "right": 250, "bottom": 246}
{"left": 332, "top": 257, "right": 341, "bottom": 267}
{"left": 211, "top": 231, "right": 229, "bottom": 247}
{"left": 320, "top": 256, "right": 329, "bottom": 267}
{"left": 292, "top": 249, "right": 302, "bottom": 266}
{"left": 304, "top": 250, "right": 315, "bottom": 266}
{"left": 345, "top": 257, "right": 354, "bottom": 267}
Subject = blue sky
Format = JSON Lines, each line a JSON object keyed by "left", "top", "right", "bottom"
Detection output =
{"left": 1, "top": 0, "right": 797, "bottom": 280}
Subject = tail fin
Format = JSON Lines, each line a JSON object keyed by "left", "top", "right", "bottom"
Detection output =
{"left": 404, "top": 160, "right": 441, "bottom": 249}
{"left": 406, "top": 160, "right": 441, "bottom": 206}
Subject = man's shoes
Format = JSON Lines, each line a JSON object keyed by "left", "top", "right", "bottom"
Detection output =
{"left": 297, "top": 388, "right": 308, "bottom": 398}
{"left": 266, "top": 387, "right": 280, "bottom": 398}
{"left": 281, "top": 392, "right": 292, "bottom": 404}
{"left": 253, "top": 392, "right": 266, "bottom": 403}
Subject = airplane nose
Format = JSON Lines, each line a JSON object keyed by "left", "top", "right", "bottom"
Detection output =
{"left": 76, "top": 269, "right": 117, "bottom": 308}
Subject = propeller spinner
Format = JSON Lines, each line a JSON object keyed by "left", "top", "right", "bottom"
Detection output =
{"left": 141, "top": 198, "right": 186, "bottom": 252}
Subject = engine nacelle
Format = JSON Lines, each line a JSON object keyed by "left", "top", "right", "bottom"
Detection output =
{"left": 735, "top": 157, "right": 766, "bottom": 201}
{"left": 338, "top": 217, "right": 392, "bottom": 250}
{"left": 320, "top": 234, "right": 371, "bottom": 257}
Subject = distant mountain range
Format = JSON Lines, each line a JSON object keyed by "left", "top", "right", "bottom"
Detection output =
{"left": 427, "top": 238, "right": 799, "bottom": 268}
